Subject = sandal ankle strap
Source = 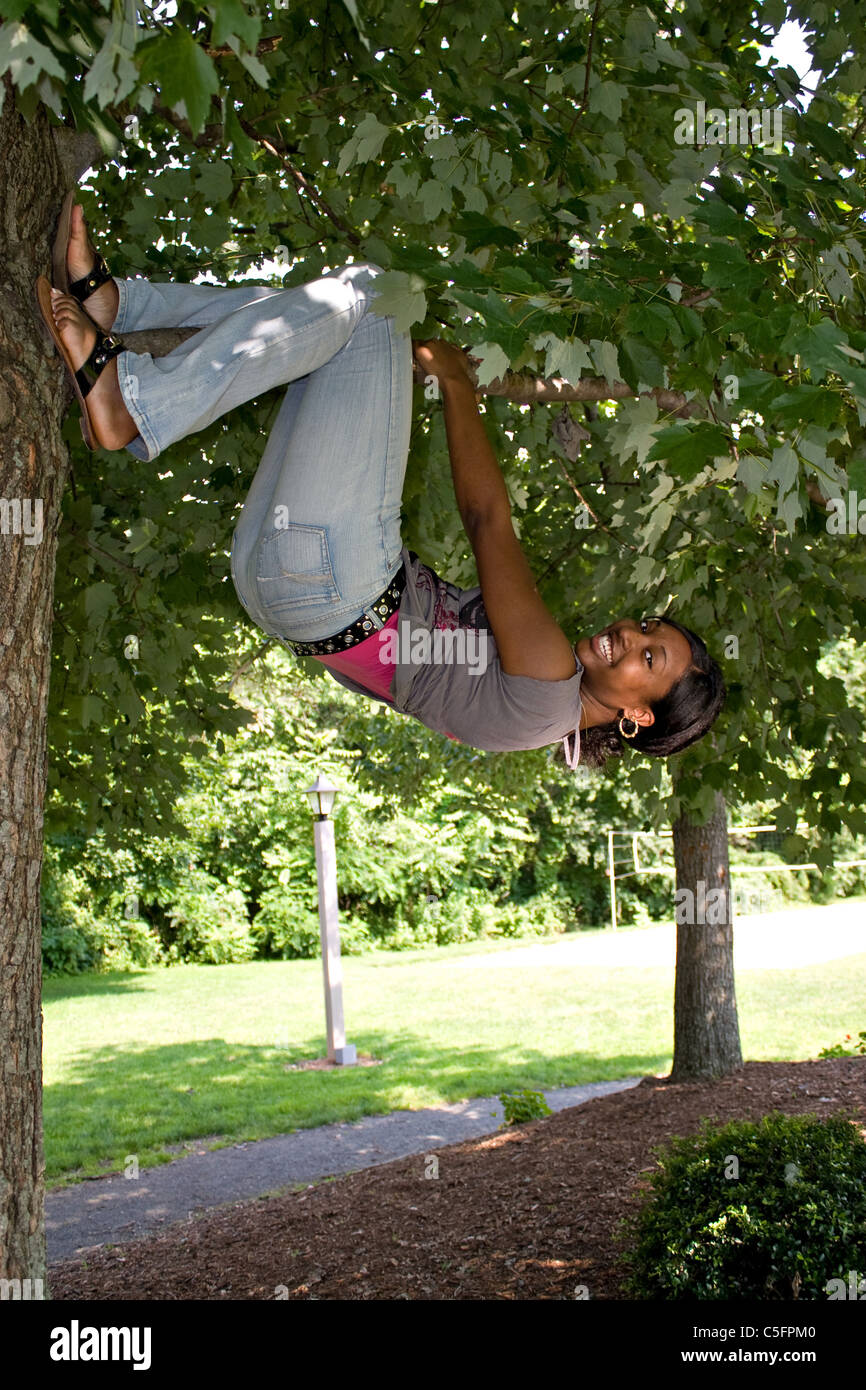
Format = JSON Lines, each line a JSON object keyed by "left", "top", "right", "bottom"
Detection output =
{"left": 68, "top": 250, "right": 112, "bottom": 304}
{"left": 74, "top": 329, "right": 125, "bottom": 398}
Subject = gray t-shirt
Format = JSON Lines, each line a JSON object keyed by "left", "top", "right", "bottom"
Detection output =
{"left": 324, "top": 547, "right": 584, "bottom": 757}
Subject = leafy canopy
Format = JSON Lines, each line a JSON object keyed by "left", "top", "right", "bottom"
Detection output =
{"left": 2, "top": 0, "right": 865, "bottom": 852}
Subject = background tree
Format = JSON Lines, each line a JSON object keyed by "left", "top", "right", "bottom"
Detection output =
{"left": 1, "top": 0, "right": 865, "bottom": 1282}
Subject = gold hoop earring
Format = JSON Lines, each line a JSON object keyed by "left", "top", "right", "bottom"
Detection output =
{"left": 619, "top": 716, "right": 639, "bottom": 739}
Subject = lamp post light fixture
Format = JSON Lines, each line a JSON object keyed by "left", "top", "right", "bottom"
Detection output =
{"left": 305, "top": 774, "right": 338, "bottom": 820}
{"left": 304, "top": 774, "right": 356, "bottom": 1066}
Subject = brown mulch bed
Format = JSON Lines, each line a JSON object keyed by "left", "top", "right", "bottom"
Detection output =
{"left": 49, "top": 1059, "right": 866, "bottom": 1301}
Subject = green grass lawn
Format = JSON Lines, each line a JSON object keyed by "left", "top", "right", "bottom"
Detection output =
{"left": 42, "top": 924, "right": 866, "bottom": 1187}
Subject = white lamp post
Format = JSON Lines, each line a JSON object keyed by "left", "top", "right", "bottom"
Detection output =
{"left": 304, "top": 775, "right": 356, "bottom": 1066}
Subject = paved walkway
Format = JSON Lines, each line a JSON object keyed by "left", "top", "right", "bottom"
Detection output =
{"left": 451, "top": 900, "right": 866, "bottom": 972}
{"left": 46, "top": 1079, "right": 640, "bottom": 1263}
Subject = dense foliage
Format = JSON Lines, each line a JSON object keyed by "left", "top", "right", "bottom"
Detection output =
{"left": 41, "top": 643, "right": 866, "bottom": 972}
{"left": 1, "top": 1, "right": 864, "bottom": 904}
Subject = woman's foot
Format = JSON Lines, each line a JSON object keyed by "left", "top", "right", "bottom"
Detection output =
{"left": 49, "top": 289, "right": 139, "bottom": 450}
{"left": 66, "top": 204, "right": 120, "bottom": 332}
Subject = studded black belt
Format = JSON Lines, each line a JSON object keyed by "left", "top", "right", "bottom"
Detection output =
{"left": 286, "top": 565, "right": 407, "bottom": 656}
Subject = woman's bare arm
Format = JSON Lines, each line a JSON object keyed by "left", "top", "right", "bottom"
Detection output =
{"left": 413, "top": 345, "right": 576, "bottom": 681}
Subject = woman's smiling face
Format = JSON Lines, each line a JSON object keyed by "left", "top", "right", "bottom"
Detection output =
{"left": 575, "top": 617, "right": 695, "bottom": 717}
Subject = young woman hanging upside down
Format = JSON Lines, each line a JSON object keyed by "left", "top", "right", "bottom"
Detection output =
{"left": 36, "top": 199, "right": 725, "bottom": 772}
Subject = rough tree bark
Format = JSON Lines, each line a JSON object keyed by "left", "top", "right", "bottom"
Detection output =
{"left": 0, "top": 78, "right": 67, "bottom": 1288}
{"left": 670, "top": 787, "right": 743, "bottom": 1080}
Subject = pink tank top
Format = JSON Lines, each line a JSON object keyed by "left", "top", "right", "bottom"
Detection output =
{"left": 312, "top": 610, "right": 460, "bottom": 740}
{"left": 312, "top": 610, "right": 399, "bottom": 703}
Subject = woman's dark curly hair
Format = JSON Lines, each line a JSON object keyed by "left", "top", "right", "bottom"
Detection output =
{"left": 556, "top": 615, "right": 726, "bottom": 772}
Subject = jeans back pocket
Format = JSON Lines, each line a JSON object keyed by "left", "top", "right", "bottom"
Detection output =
{"left": 255, "top": 522, "right": 340, "bottom": 616}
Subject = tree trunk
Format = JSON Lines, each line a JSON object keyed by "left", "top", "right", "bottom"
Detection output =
{"left": 0, "top": 85, "right": 98, "bottom": 1288}
{"left": 670, "top": 788, "right": 743, "bottom": 1081}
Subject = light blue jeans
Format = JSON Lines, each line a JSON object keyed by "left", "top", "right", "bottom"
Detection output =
{"left": 111, "top": 263, "right": 413, "bottom": 642}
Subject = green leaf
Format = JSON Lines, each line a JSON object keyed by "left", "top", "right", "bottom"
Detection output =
{"left": 207, "top": 0, "right": 261, "bottom": 51}
{"left": 624, "top": 304, "right": 671, "bottom": 345}
{"left": 645, "top": 423, "right": 730, "bottom": 480}
{"left": 533, "top": 333, "right": 592, "bottom": 386}
{"left": 340, "top": 0, "right": 371, "bottom": 52}
{"left": 653, "top": 35, "right": 690, "bottom": 69}
{"left": 701, "top": 244, "right": 764, "bottom": 291}
{"left": 367, "top": 270, "right": 427, "bottom": 333}
{"left": 631, "top": 555, "right": 664, "bottom": 590}
{"left": 495, "top": 266, "right": 540, "bottom": 295}
{"left": 590, "top": 339, "right": 621, "bottom": 387}
{"left": 452, "top": 212, "right": 521, "bottom": 253}
{"left": 766, "top": 385, "right": 839, "bottom": 429}
{"left": 591, "top": 79, "right": 628, "bottom": 121}
{"left": 848, "top": 455, "right": 866, "bottom": 495}
{"left": 417, "top": 178, "right": 453, "bottom": 220}
{"left": 0, "top": 1, "right": 55, "bottom": 17}
{"left": 83, "top": 582, "right": 116, "bottom": 624}
{"left": 693, "top": 196, "right": 746, "bottom": 238}
{"left": 80, "top": 695, "right": 106, "bottom": 730}
{"left": 82, "top": 10, "right": 139, "bottom": 107}
{"left": 609, "top": 397, "right": 660, "bottom": 466}
{"left": 336, "top": 111, "right": 390, "bottom": 177}
{"left": 139, "top": 30, "right": 219, "bottom": 136}
{"left": 223, "top": 98, "right": 256, "bottom": 161}
{"left": 195, "top": 159, "right": 234, "bottom": 203}
{"left": 818, "top": 244, "right": 854, "bottom": 303}
{"left": 735, "top": 453, "right": 767, "bottom": 494}
{"left": 799, "top": 114, "right": 853, "bottom": 165}
{"left": 469, "top": 341, "right": 510, "bottom": 388}
{"left": 125, "top": 518, "right": 160, "bottom": 556}
{"left": 0, "top": 19, "right": 65, "bottom": 90}
{"left": 230, "top": 37, "right": 270, "bottom": 89}
{"left": 640, "top": 499, "right": 676, "bottom": 552}
{"left": 446, "top": 259, "right": 494, "bottom": 291}
{"left": 619, "top": 337, "right": 666, "bottom": 391}
{"left": 766, "top": 443, "right": 798, "bottom": 493}
{"left": 451, "top": 289, "right": 525, "bottom": 358}
{"left": 778, "top": 484, "right": 804, "bottom": 529}
{"left": 780, "top": 316, "right": 852, "bottom": 383}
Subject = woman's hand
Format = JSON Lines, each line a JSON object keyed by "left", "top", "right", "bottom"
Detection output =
{"left": 412, "top": 338, "right": 480, "bottom": 390}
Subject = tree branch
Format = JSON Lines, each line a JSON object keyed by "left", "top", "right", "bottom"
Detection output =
{"left": 77, "top": 536, "right": 141, "bottom": 576}
{"left": 115, "top": 328, "right": 706, "bottom": 425}
{"left": 147, "top": 96, "right": 224, "bottom": 148}
{"left": 117, "top": 330, "right": 832, "bottom": 520}
{"left": 254, "top": 135, "right": 363, "bottom": 247}
{"left": 556, "top": 461, "right": 638, "bottom": 553}
{"left": 411, "top": 358, "right": 700, "bottom": 415}
{"left": 50, "top": 128, "right": 104, "bottom": 186}
{"left": 203, "top": 35, "right": 284, "bottom": 58}
{"left": 120, "top": 327, "right": 201, "bottom": 355}
{"left": 566, "top": 0, "right": 603, "bottom": 140}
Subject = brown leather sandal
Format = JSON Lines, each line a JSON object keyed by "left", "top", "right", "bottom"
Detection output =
{"left": 35, "top": 275, "right": 126, "bottom": 451}
{"left": 51, "top": 190, "right": 114, "bottom": 306}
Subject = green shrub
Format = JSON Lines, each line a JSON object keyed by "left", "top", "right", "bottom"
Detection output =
{"left": 88, "top": 913, "right": 163, "bottom": 971}
{"left": 41, "top": 859, "right": 162, "bottom": 974}
{"left": 622, "top": 1111, "right": 866, "bottom": 1300}
{"left": 161, "top": 870, "right": 255, "bottom": 964}
{"left": 41, "top": 910, "right": 100, "bottom": 976}
{"left": 250, "top": 885, "right": 371, "bottom": 959}
{"left": 496, "top": 890, "right": 574, "bottom": 938}
{"left": 499, "top": 1088, "right": 553, "bottom": 1126}
{"left": 818, "top": 1031, "right": 866, "bottom": 1058}
{"left": 379, "top": 887, "right": 575, "bottom": 952}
